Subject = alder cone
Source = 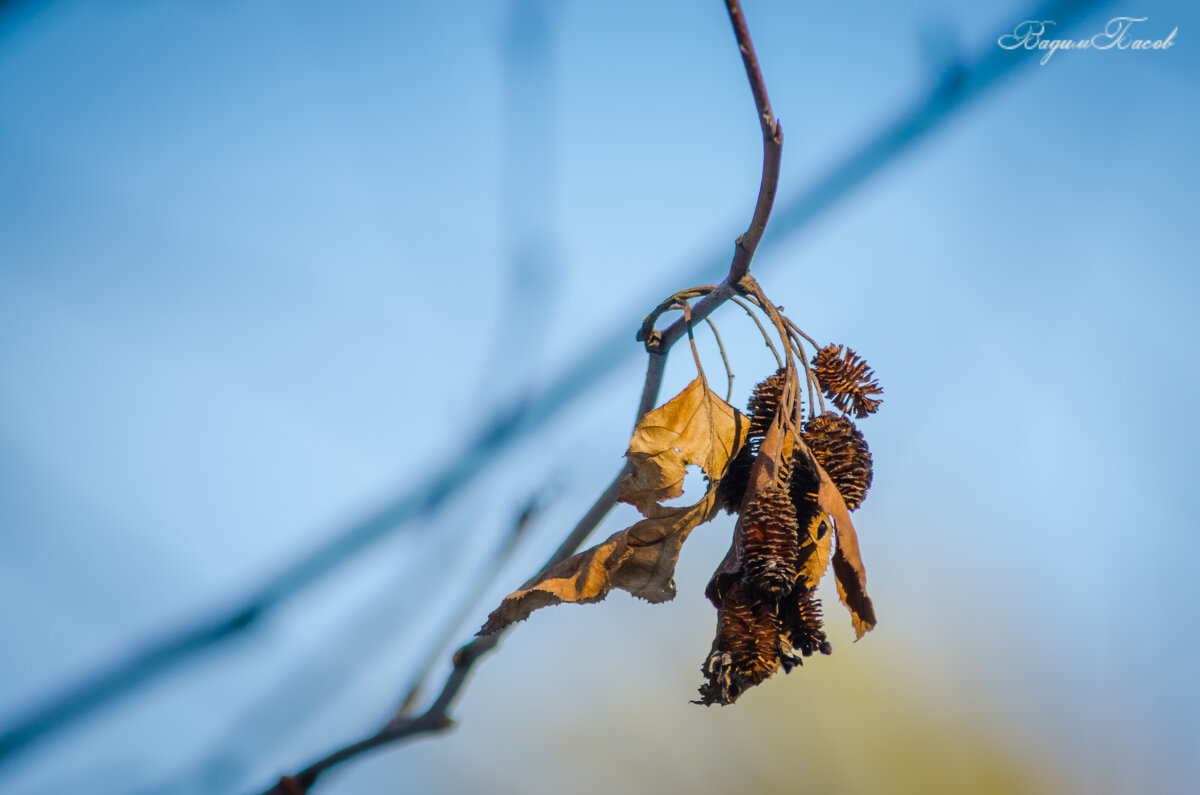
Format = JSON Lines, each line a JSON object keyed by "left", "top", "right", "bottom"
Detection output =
{"left": 695, "top": 580, "right": 784, "bottom": 706}
{"left": 788, "top": 453, "right": 824, "bottom": 529}
{"left": 802, "top": 413, "right": 873, "bottom": 511}
{"left": 738, "top": 484, "right": 800, "bottom": 595}
{"left": 746, "top": 368, "right": 787, "bottom": 438}
{"left": 715, "top": 368, "right": 788, "bottom": 514}
{"left": 812, "top": 344, "right": 882, "bottom": 418}
{"left": 779, "top": 586, "right": 831, "bottom": 658}
{"left": 716, "top": 442, "right": 756, "bottom": 514}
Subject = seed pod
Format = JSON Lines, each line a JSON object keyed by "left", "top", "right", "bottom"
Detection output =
{"left": 715, "top": 441, "right": 756, "bottom": 514}
{"left": 779, "top": 586, "right": 831, "bottom": 658}
{"left": 802, "top": 412, "right": 873, "bottom": 511}
{"left": 812, "top": 344, "right": 882, "bottom": 418}
{"left": 746, "top": 368, "right": 787, "bottom": 438}
{"left": 788, "top": 451, "right": 824, "bottom": 527}
{"left": 738, "top": 484, "right": 800, "bottom": 596}
{"left": 695, "top": 580, "right": 785, "bottom": 706}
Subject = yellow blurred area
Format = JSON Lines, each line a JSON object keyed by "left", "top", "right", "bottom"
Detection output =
{"left": 358, "top": 583, "right": 1073, "bottom": 795}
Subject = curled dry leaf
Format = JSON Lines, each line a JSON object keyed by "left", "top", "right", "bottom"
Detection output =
{"left": 619, "top": 377, "right": 749, "bottom": 515}
{"left": 807, "top": 449, "right": 877, "bottom": 638}
{"left": 479, "top": 378, "right": 748, "bottom": 636}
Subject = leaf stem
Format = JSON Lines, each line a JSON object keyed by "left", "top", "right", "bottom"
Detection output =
{"left": 704, "top": 318, "right": 734, "bottom": 403}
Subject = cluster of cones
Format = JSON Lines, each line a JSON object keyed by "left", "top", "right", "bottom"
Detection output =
{"left": 696, "top": 345, "right": 881, "bottom": 705}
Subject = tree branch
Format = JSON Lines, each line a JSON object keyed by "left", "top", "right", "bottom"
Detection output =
{"left": 648, "top": 0, "right": 781, "bottom": 354}
{"left": 261, "top": 4, "right": 782, "bottom": 788}
{"left": 722, "top": 0, "right": 782, "bottom": 284}
{"left": 264, "top": 355, "right": 667, "bottom": 794}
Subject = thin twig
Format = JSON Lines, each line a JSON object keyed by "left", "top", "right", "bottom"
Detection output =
{"left": 647, "top": 0, "right": 782, "bottom": 354}
{"left": 785, "top": 318, "right": 826, "bottom": 416}
{"left": 683, "top": 303, "right": 708, "bottom": 386}
{"left": 722, "top": 0, "right": 782, "bottom": 284}
{"left": 637, "top": 286, "right": 717, "bottom": 346}
{"left": 731, "top": 294, "right": 783, "bottom": 369}
{"left": 704, "top": 318, "right": 734, "bottom": 402}
{"left": 741, "top": 276, "right": 798, "bottom": 436}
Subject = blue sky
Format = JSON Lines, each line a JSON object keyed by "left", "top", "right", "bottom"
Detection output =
{"left": 1, "top": 1, "right": 1198, "bottom": 793}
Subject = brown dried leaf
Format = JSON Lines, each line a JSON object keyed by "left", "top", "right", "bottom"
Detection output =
{"left": 619, "top": 377, "right": 748, "bottom": 514}
{"left": 481, "top": 379, "right": 745, "bottom": 636}
{"left": 813, "top": 462, "right": 877, "bottom": 638}
{"left": 797, "top": 506, "right": 834, "bottom": 591}
{"left": 478, "top": 494, "right": 719, "bottom": 635}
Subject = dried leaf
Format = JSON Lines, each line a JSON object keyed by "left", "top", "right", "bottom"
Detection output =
{"left": 789, "top": 454, "right": 832, "bottom": 590}
{"left": 481, "top": 379, "right": 745, "bottom": 636}
{"left": 813, "top": 462, "right": 877, "bottom": 638}
{"left": 797, "top": 505, "right": 834, "bottom": 591}
{"left": 478, "top": 495, "right": 718, "bottom": 635}
{"left": 613, "top": 492, "right": 719, "bottom": 601}
{"left": 619, "top": 377, "right": 748, "bottom": 514}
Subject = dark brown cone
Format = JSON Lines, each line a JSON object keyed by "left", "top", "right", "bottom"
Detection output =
{"left": 715, "top": 441, "right": 756, "bottom": 514}
{"left": 788, "top": 451, "right": 824, "bottom": 531}
{"left": 738, "top": 484, "right": 800, "bottom": 596}
{"left": 780, "top": 586, "right": 831, "bottom": 658}
{"left": 802, "top": 412, "right": 873, "bottom": 511}
{"left": 695, "top": 580, "right": 785, "bottom": 706}
{"left": 746, "top": 368, "right": 787, "bottom": 439}
{"left": 812, "top": 344, "right": 883, "bottom": 418}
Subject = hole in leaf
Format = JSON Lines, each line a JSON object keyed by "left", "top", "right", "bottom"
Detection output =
{"left": 662, "top": 464, "right": 706, "bottom": 508}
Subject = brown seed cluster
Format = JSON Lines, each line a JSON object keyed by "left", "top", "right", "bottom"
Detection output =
{"left": 812, "top": 344, "right": 883, "bottom": 418}
{"left": 699, "top": 346, "right": 881, "bottom": 705}
{"left": 696, "top": 580, "right": 789, "bottom": 705}
{"left": 745, "top": 368, "right": 787, "bottom": 438}
{"left": 803, "top": 413, "right": 873, "bottom": 511}
{"left": 738, "top": 484, "right": 801, "bottom": 596}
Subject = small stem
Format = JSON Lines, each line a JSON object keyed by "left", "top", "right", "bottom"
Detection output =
{"left": 683, "top": 303, "right": 708, "bottom": 386}
{"left": 785, "top": 319, "right": 826, "bottom": 416}
{"left": 731, "top": 294, "right": 782, "bottom": 369}
{"left": 637, "top": 286, "right": 716, "bottom": 346}
{"left": 704, "top": 318, "right": 734, "bottom": 403}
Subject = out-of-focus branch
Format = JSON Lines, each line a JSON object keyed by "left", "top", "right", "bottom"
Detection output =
{"left": 263, "top": 356, "right": 664, "bottom": 795}
{"left": 393, "top": 490, "right": 548, "bottom": 717}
